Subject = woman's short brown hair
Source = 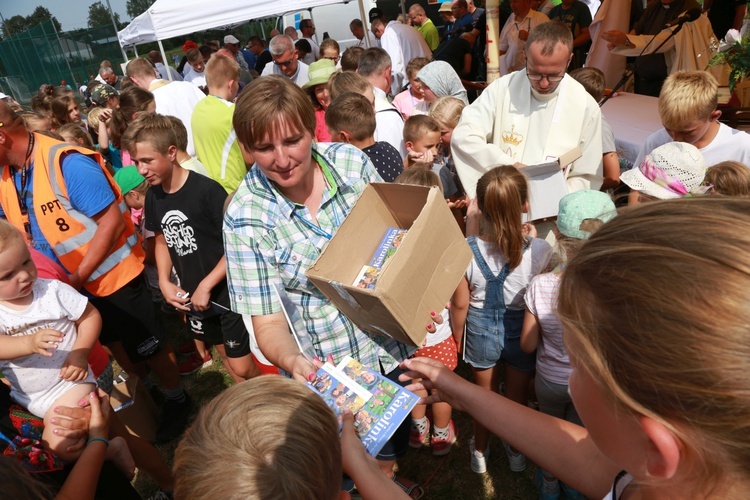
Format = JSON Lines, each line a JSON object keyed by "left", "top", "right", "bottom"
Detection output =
{"left": 233, "top": 75, "right": 315, "bottom": 149}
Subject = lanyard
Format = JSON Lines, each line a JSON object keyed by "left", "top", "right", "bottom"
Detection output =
{"left": 10, "top": 133, "right": 35, "bottom": 237}
{"left": 292, "top": 163, "right": 345, "bottom": 241}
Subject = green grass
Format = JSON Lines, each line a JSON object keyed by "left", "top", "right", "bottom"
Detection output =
{"left": 130, "top": 309, "right": 540, "bottom": 499}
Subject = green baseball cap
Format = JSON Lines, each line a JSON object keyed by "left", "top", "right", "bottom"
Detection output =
{"left": 114, "top": 165, "right": 145, "bottom": 194}
{"left": 557, "top": 190, "right": 616, "bottom": 240}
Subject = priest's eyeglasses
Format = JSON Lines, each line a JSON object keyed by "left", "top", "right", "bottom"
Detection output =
{"left": 525, "top": 67, "right": 565, "bottom": 83}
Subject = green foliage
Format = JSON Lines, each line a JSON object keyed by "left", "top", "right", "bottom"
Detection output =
{"left": 1, "top": 6, "right": 61, "bottom": 38}
{"left": 126, "top": 0, "right": 153, "bottom": 19}
{"left": 88, "top": 1, "right": 125, "bottom": 29}
{"left": 708, "top": 33, "right": 750, "bottom": 92}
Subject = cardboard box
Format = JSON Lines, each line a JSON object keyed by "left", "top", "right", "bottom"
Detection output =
{"left": 307, "top": 183, "right": 472, "bottom": 347}
{"left": 109, "top": 375, "right": 159, "bottom": 442}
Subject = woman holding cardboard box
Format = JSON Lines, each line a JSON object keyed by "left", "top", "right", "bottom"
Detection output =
{"left": 223, "top": 75, "right": 439, "bottom": 499}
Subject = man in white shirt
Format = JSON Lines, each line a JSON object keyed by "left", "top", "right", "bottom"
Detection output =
{"left": 370, "top": 9, "right": 432, "bottom": 95}
{"left": 148, "top": 50, "right": 184, "bottom": 81}
{"left": 358, "top": 47, "right": 407, "bottom": 159}
{"left": 453, "top": 21, "right": 602, "bottom": 200}
{"left": 126, "top": 57, "right": 205, "bottom": 156}
{"left": 299, "top": 19, "right": 320, "bottom": 65}
{"left": 350, "top": 19, "right": 380, "bottom": 49}
{"left": 260, "top": 35, "right": 310, "bottom": 87}
{"left": 499, "top": 0, "right": 549, "bottom": 75}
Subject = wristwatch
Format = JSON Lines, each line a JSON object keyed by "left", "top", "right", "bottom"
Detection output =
{"left": 624, "top": 38, "right": 633, "bottom": 47}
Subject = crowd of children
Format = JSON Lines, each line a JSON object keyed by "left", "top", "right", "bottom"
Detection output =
{"left": 1, "top": 15, "right": 750, "bottom": 500}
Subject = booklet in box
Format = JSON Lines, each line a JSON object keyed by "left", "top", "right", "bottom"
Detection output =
{"left": 307, "top": 356, "right": 420, "bottom": 456}
{"left": 307, "top": 183, "right": 472, "bottom": 347}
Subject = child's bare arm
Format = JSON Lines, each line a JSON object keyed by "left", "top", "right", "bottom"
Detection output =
{"left": 155, "top": 233, "right": 189, "bottom": 311}
{"left": 601, "top": 152, "right": 620, "bottom": 191}
{"left": 61, "top": 302, "right": 100, "bottom": 382}
{"left": 143, "top": 235, "right": 156, "bottom": 266}
{"left": 450, "top": 277, "right": 470, "bottom": 351}
{"left": 191, "top": 255, "right": 227, "bottom": 311}
{"left": 520, "top": 308, "right": 540, "bottom": 354}
{"left": 0, "top": 329, "right": 62, "bottom": 360}
{"left": 97, "top": 109, "right": 113, "bottom": 151}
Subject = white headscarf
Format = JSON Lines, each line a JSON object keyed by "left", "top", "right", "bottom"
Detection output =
{"left": 417, "top": 61, "right": 468, "bottom": 105}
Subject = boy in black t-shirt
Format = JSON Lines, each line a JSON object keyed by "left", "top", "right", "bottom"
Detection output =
{"left": 325, "top": 92, "right": 404, "bottom": 182}
{"left": 123, "top": 113, "right": 260, "bottom": 382}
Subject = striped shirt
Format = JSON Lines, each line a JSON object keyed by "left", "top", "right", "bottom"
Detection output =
{"left": 525, "top": 272, "right": 573, "bottom": 385}
{"left": 223, "top": 142, "right": 410, "bottom": 373}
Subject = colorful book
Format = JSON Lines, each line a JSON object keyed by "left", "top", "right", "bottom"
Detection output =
{"left": 307, "top": 356, "right": 420, "bottom": 456}
{"left": 352, "top": 228, "right": 407, "bottom": 288}
{"left": 353, "top": 265, "right": 380, "bottom": 289}
{"left": 368, "top": 228, "right": 407, "bottom": 269}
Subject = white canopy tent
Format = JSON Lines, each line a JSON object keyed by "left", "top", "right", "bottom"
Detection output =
{"left": 117, "top": 0, "right": 369, "bottom": 48}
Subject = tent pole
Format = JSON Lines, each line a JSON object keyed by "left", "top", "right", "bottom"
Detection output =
{"left": 358, "top": 0, "right": 371, "bottom": 48}
{"left": 261, "top": 23, "right": 266, "bottom": 39}
{"left": 158, "top": 40, "right": 172, "bottom": 81}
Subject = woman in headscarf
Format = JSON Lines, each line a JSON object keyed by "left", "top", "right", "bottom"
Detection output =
{"left": 415, "top": 61, "right": 469, "bottom": 114}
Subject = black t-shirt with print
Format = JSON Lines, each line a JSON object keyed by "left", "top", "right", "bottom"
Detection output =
{"left": 145, "top": 171, "right": 230, "bottom": 303}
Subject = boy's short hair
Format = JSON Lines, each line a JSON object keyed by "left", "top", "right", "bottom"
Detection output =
{"left": 122, "top": 113, "right": 178, "bottom": 155}
{"left": 174, "top": 376, "right": 341, "bottom": 500}
{"left": 325, "top": 92, "right": 376, "bottom": 140}
{"left": 164, "top": 116, "right": 189, "bottom": 151}
{"left": 403, "top": 114, "right": 440, "bottom": 144}
{"left": 358, "top": 47, "right": 391, "bottom": 78}
{"left": 205, "top": 53, "right": 239, "bottom": 88}
{"left": 328, "top": 70, "right": 371, "bottom": 101}
{"left": 233, "top": 75, "right": 315, "bottom": 150}
{"left": 406, "top": 57, "right": 430, "bottom": 80}
{"left": 341, "top": 46, "right": 364, "bottom": 71}
{"left": 658, "top": 71, "right": 718, "bottom": 130}
{"left": 186, "top": 48, "right": 201, "bottom": 63}
{"left": 125, "top": 57, "right": 156, "bottom": 80}
{"left": 570, "top": 67, "right": 605, "bottom": 102}
{"left": 198, "top": 45, "right": 214, "bottom": 59}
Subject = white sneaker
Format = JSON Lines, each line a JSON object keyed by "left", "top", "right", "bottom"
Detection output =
{"left": 502, "top": 440, "right": 527, "bottom": 472}
{"left": 469, "top": 437, "right": 490, "bottom": 474}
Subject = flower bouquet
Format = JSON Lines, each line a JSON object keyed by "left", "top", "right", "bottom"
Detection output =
{"left": 707, "top": 28, "right": 750, "bottom": 95}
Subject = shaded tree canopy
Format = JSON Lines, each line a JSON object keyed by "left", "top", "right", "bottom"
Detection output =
{"left": 88, "top": 1, "right": 125, "bottom": 29}
{"left": 126, "top": 0, "right": 152, "bottom": 19}
{"left": 1, "top": 6, "right": 62, "bottom": 38}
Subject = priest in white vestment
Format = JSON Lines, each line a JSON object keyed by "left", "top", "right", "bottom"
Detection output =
{"left": 453, "top": 21, "right": 603, "bottom": 200}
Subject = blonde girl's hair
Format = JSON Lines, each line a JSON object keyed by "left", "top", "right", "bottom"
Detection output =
{"left": 86, "top": 106, "right": 105, "bottom": 131}
{"left": 395, "top": 168, "right": 443, "bottom": 192}
{"left": 0, "top": 219, "right": 24, "bottom": 253}
{"left": 705, "top": 161, "right": 750, "bottom": 197}
{"left": 429, "top": 96, "right": 465, "bottom": 130}
{"left": 557, "top": 197, "right": 750, "bottom": 490}
{"left": 174, "top": 376, "right": 341, "bottom": 500}
{"left": 58, "top": 123, "right": 95, "bottom": 151}
{"left": 476, "top": 166, "right": 528, "bottom": 269}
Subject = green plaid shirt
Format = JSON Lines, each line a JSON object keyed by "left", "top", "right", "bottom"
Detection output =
{"left": 223, "top": 142, "right": 411, "bottom": 373}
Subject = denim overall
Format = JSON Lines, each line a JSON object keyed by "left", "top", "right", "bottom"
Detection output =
{"left": 464, "top": 236, "right": 527, "bottom": 370}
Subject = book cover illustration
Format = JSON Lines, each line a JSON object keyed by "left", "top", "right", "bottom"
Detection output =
{"left": 353, "top": 228, "right": 407, "bottom": 289}
{"left": 307, "top": 356, "right": 420, "bottom": 456}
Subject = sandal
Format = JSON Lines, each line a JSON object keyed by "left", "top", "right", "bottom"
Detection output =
{"left": 392, "top": 475, "right": 424, "bottom": 500}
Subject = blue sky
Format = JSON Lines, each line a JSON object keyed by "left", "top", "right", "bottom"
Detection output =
{"left": 2, "top": 0, "right": 131, "bottom": 32}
